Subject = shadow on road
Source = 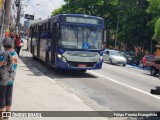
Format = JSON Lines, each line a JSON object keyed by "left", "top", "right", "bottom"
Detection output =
{"left": 19, "top": 54, "right": 98, "bottom": 79}
{"left": 142, "top": 73, "right": 159, "bottom": 79}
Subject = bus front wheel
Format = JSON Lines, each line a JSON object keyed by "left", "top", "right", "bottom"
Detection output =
{"left": 80, "top": 70, "right": 87, "bottom": 73}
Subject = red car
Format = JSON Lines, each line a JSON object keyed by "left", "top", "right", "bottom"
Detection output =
{"left": 139, "top": 54, "right": 155, "bottom": 68}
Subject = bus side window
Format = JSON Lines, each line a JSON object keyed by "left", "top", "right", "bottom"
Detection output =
{"left": 48, "top": 23, "right": 50, "bottom": 30}
{"left": 43, "top": 24, "right": 45, "bottom": 31}
{"left": 53, "top": 23, "right": 59, "bottom": 38}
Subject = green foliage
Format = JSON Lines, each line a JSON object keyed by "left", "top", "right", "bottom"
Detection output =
{"left": 153, "top": 18, "right": 160, "bottom": 41}
{"left": 147, "top": 0, "right": 160, "bottom": 40}
{"left": 50, "top": 0, "right": 156, "bottom": 51}
{"left": 51, "top": 8, "right": 63, "bottom": 16}
{"left": 117, "top": 0, "right": 150, "bottom": 50}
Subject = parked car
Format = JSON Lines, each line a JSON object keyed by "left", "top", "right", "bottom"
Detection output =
{"left": 121, "top": 52, "right": 140, "bottom": 65}
{"left": 103, "top": 50, "right": 127, "bottom": 66}
{"left": 139, "top": 54, "right": 155, "bottom": 68}
{"left": 146, "top": 56, "right": 160, "bottom": 76}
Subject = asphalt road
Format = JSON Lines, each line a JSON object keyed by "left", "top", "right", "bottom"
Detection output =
{"left": 21, "top": 47, "right": 160, "bottom": 111}
{"left": 20, "top": 39, "right": 160, "bottom": 119}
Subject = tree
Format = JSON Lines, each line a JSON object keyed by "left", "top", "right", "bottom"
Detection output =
{"left": 153, "top": 18, "right": 160, "bottom": 41}
{"left": 147, "top": 0, "right": 160, "bottom": 28}
{"left": 147, "top": 0, "right": 160, "bottom": 42}
{"left": 117, "top": 0, "right": 151, "bottom": 51}
{"left": 51, "top": 0, "right": 119, "bottom": 43}
{"left": 51, "top": 0, "right": 152, "bottom": 52}
{"left": 51, "top": 8, "right": 63, "bottom": 16}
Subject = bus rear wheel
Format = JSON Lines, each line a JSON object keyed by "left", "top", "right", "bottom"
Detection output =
{"left": 45, "top": 53, "right": 51, "bottom": 69}
{"left": 33, "top": 56, "right": 38, "bottom": 61}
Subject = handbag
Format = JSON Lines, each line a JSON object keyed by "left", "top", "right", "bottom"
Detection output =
{"left": 19, "top": 38, "right": 24, "bottom": 47}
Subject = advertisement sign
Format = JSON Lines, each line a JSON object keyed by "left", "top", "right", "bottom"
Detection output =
{"left": 25, "top": 14, "right": 34, "bottom": 20}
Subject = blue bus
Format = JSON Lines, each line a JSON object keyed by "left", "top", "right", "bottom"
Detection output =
{"left": 28, "top": 14, "right": 104, "bottom": 72}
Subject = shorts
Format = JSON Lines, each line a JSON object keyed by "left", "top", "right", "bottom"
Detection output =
{"left": 0, "top": 85, "right": 13, "bottom": 108}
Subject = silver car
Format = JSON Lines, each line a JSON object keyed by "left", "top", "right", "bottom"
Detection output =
{"left": 103, "top": 50, "right": 127, "bottom": 66}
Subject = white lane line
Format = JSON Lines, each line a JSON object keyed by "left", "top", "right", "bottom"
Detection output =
{"left": 103, "top": 64, "right": 158, "bottom": 81}
{"left": 89, "top": 71, "right": 160, "bottom": 100}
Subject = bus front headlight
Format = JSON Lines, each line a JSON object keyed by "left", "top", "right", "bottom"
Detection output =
{"left": 57, "top": 54, "right": 67, "bottom": 62}
{"left": 97, "top": 56, "right": 103, "bottom": 63}
{"left": 57, "top": 54, "right": 62, "bottom": 59}
{"left": 62, "top": 56, "right": 67, "bottom": 62}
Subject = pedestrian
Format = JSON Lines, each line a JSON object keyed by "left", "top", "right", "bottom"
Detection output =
{"left": 0, "top": 37, "right": 18, "bottom": 119}
{"left": 15, "top": 34, "right": 24, "bottom": 56}
{"left": 10, "top": 31, "right": 14, "bottom": 40}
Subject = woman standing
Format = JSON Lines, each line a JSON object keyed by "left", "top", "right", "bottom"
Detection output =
{"left": 0, "top": 37, "right": 18, "bottom": 120}
{"left": 15, "top": 34, "right": 23, "bottom": 56}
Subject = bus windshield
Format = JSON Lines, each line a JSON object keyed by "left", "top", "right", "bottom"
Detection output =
{"left": 59, "top": 26, "right": 103, "bottom": 50}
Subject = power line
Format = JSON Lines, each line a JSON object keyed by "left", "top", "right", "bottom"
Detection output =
{"left": 23, "top": 4, "right": 39, "bottom": 13}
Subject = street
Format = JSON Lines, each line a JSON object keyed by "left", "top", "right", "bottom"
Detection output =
{"left": 8, "top": 40, "right": 160, "bottom": 120}
{"left": 19, "top": 41, "right": 160, "bottom": 112}
{"left": 30, "top": 61, "right": 160, "bottom": 111}
{"left": 1, "top": 0, "right": 160, "bottom": 120}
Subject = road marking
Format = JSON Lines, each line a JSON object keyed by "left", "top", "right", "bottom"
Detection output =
{"left": 89, "top": 71, "right": 160, "bottom": 100}
{"left": 103, "top": 64, "right": 159, "bottom": 81}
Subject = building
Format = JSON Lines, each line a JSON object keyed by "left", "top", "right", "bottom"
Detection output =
{"left": 23, "top": 19, "right": 42, "bottom": 36}
{"left": 24, "top": 19, "right": 29, "bottom": 32}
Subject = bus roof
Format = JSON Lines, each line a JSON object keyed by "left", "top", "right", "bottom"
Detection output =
{"left": 30, "top": 14, "right": 104, "bottom": 27}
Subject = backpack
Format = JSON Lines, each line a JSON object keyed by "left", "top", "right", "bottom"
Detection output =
{"left": 0, "top": 51, "right": 13, "bottom": 86}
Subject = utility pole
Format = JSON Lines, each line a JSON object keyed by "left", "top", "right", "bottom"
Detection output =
{"left": 0, "top": 0, "right": 11, "bottom": 50}
{"left": 115, "top": 11, "right": 119, "bottom": 49}
{"left": 16, "top": 0, "right": 22, "bottom": 34}
{"left": 151, "top": 39, "right": 153, "bottom": 54}
{"left": 0, "top": 0, "right": 5, "bottom": 41}
{"left": 4, "top": 0, "right": 12, "bottom": 31}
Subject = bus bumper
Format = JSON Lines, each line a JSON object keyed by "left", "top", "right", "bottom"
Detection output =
{"left": 56, "top": 59, "right": 103, "bottom": 70}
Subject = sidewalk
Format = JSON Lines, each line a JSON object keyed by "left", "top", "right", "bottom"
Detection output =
{"left": 10, "top": 40, "right": 108, "bottom": 120}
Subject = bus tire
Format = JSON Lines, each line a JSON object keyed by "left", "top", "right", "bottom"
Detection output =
{"left": 123, "top": 64, "right": 126, "bottom": 67}
{"left": 33, "top": 56, "right": 37, "bottom": 61}
{"left": 45, "top": 52, "right": 51, "bottom": 70}
{"left": 80, "top": 70, "right": 87, "bottom": 73}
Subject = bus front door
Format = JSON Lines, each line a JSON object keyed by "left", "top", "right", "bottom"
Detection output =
{"left": 37, "top": 25, "right": 42, "bottom": 57}
{"left": 51, "top": 23, "right": 58, "bottom": 67}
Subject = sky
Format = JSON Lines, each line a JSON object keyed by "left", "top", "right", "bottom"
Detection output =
{"left": 21, "top": 0, "right": 65, "bottom": 23}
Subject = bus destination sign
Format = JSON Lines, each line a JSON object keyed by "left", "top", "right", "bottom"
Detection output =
{"left": 66, "top": 17, "right": 99, "bottom": 25}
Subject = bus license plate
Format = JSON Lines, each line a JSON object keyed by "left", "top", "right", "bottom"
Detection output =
{"left": 78, "top": 64, "right": 86, "bottom": 68}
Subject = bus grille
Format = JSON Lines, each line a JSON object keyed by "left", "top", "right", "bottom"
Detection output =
{"left": 68, "top": 62, "right": 96, "bottom": 68}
